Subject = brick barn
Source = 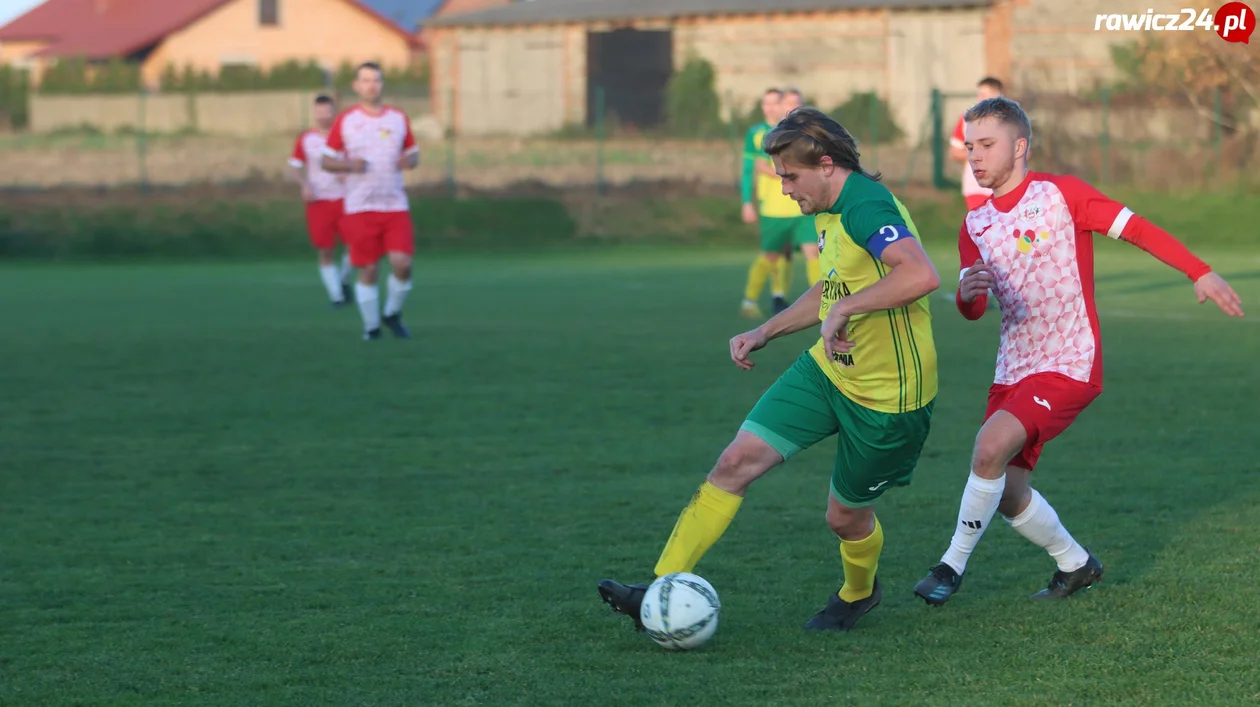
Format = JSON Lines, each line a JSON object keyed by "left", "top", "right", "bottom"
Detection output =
{"left": 425, "top": 0, "right": 1171, "bottom": 138}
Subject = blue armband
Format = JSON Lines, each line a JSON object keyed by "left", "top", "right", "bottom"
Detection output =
{"left": 864, "top": 224, "right": 916, "bottom": 259}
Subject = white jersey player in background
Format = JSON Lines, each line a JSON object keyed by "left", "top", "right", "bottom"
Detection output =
{"left": 288, "top": 94, "right": 354, "bottom": 307}
{"left": 321, "top": 62, "right": 420, "bottom": 340}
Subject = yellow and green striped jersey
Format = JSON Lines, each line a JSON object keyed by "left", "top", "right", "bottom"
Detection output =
{"left": 808, "top": 175, "right": 938, "bottom": 414}
{"left": 741, "top": 122, "right": 801, "bottom": 218}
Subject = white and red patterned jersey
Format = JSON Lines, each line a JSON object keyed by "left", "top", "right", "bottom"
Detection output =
{"left": 289, "top": 130, "right": 345, "bottom": 202}
{"left": 958, "top": 171, "right": 1212, "bottom": 388}
{"left": 323, "top": 104, "right": 418, "bottom": 215}
{"left": 951, "top": 115, "right": 993, "bottom": 199}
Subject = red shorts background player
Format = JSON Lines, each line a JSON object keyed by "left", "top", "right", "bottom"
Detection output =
{"left": 288, "top": 94, "right": 353, "bottom": 307}
{"left": 915, "top": 95, "right": 1244, "bottom": 607}
{"left": 321, "top": 62, "right": 420, "bottom": 341}
{"left": 950, "top": 77, "right": 1003, "bottom": 211}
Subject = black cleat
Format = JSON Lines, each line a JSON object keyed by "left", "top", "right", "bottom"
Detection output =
{"left": 1031, "top": 551, "right": 1103, "bottom": 599}
{"left": 342, "top": 283, "right": 355, "bottom": 304}
{"left": 914, "top": 563, "right": 965, "bottom": 606}
{"left": 382, "top": 313, "right": 411, "bottom": 339}
{"left": 597, "top": 579, "right": 649, "bottom": 631}
{"left": 772, "top": 295, "right": 789, "bottom": 314}
{"left": 803, "top": 578, "right": 882, "bottom": 631}
{"left": 363, "top": 328, "right": 382, "bottom": 341}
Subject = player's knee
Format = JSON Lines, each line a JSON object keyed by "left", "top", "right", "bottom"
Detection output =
{"left": 971, "top": 438, "right": 1011, "bottom": 478}
{"left": 825, "top": 503, "right": 872, "bottom": 540}
{"left": 709, "top": 442, "right": 772, "bottom": 493}
{"left": 388, "top": 254, "right": 412, "bottom": 279}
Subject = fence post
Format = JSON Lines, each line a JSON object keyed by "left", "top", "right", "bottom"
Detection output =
{"left": 444, "top": 85, "right": 456, "bottom": 196}
{"left": 869, "top": 92, "right": 880, "bottom": 172}
{"left": 1099, "top": 86, "right": 1110, "bottom": 186}
{"left": 594, "top": 84, "right": 606, "bottom": 196}
{"left": 1213, "top": 86, "right": 1223, "bottom": 179}
{"left": 930, "top": 88, "right": 946, "bottom": 190}
{"left": 137, "top": 87, "right": 149, "bottom": 193}
{"left": 726, "top": 90, "right": 738, "bottom": 193}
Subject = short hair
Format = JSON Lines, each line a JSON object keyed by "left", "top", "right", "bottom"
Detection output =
{"left": 314, "top": 94, "right": 334, "bottom": 106}
{"left": 964, "top": 96, "right": 1031, "bottom": 143}
{"left": 781, "top": 86, "right": 802, "bottom": 99}
{"left": 977, "top": 76, "right": 1004, "bottom": 93}
{"left": 762, "top": 106, "right": 881, "bottom": 182}
{"left": 355, "top": 61, "right": 382, "bottom": 79}
{"left": 763, "top": 87, "right": 783, "bottom": 98}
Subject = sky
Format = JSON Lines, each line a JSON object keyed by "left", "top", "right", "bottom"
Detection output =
{"left": 0, "top": 0, "right": 41, "bottom": 27}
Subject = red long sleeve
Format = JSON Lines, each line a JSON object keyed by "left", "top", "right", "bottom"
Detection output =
{"left": 1118, "top": 215, "right": 1212, "bottom": 281}
{"left": 1050, "top": 173, "right": 1212, "bottom": 282}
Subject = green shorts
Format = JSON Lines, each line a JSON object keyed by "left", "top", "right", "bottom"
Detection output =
{"left": 759, "top": 216, "right": 817, "bottom": 253}
{"left": 741, "top": 352, "right": 934, "bottom": 507}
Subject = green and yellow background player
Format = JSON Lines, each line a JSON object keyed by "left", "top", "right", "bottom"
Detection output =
{"left": 740, "top": 89, "right": 822, "bottom": 318}
{"left": 599, "top": 107, "right": 941, "bottom": 632}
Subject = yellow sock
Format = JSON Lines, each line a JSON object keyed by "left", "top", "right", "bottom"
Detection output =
{"left": 806, "top": 257, "right": 822, "bottom": 286}
{"left": 743, "top": 254, "right": 774, "bottom": 302}
{"left": 772, "top": 256, "right": 792, "bottom": 297}
{"left": 654, "top": 481, "right": 743, "bottom": 576}
{"left": 838, "top": 517, "right": 884, "bottom": 602}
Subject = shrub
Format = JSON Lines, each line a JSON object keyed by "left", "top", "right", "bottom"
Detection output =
{"left": 664, "top": 57, "right": 724, "bottom": 139}
{"left": 828, "top": 92, "right": 903, "bottom": 145}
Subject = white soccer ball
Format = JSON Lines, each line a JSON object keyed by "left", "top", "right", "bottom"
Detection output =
{"left": 639, "top": 572, "right": 721, "bottom": 650}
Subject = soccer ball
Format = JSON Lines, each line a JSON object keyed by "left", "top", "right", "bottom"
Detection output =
{"left": 639, "top": 572, "right": 721, "bottom": 650}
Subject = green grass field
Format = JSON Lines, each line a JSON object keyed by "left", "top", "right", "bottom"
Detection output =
{"left": 3, "top": 243, "right": 1259, "bottom": 705}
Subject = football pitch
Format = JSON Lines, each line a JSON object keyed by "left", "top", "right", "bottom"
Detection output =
{"left": 3, "top": 244, "right": 1259, "bottom": 705}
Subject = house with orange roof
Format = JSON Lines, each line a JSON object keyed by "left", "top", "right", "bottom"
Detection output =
{"left": 0, "top": 0, "right": 421, "bottom": 87}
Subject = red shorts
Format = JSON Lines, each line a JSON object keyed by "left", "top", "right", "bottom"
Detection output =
{"left": 304, "top": 199, "right": 345, "bottom": 250}
{"left": 341, "top": 210, "right": 415, "bottom": 267}
{"left": 965, "top": 194, "right": 990, "bottom": 211}
{"left": 985, "top": 372, "right": 1102, "bottom": 470}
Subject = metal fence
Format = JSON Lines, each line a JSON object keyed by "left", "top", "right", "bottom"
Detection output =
{"left": 0, "top": 86, "right": 1253, "bottom": 194}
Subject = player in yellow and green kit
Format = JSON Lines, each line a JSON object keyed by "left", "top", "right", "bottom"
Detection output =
{"left": 599, "top": 107, "right": 941, "bottom": 632}
{"left": 740, "top": 89, "right": 820, "bottom": 318}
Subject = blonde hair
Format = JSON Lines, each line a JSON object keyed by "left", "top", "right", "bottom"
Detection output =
{"left": 762, "top": 106, "right": 880, "bottom": 182}
{"left": 965, "top": 96, "right": 1031, "bottom": 143}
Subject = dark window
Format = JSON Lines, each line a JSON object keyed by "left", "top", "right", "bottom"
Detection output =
{"left": 259, "top": 0, "right": 279, "bottom": 26}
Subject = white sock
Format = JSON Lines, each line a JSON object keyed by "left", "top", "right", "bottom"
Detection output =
{"left": 383, "top": 274, "right": 411, "bottom": 317}
{"left": 1005, "top": 489, "right": 1090, "bottom": 572}
{"left": 355, "top": 281, "right": 380, "bottom": 332}
{"left": 339, "top": 253, "right": 354, "bottom": 285}
{"left": 319, "top": 265, "right": 344, "bottom": 302}
{"left": 940, "top": 471, "right": 1006, "bottom": 574}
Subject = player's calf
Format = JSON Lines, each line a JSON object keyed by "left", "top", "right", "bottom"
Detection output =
{"left": 380, "top": 253, "right": 413, "bottom": 339}
{"left": 316, "top": 248, "right": 348, "bottom": 306}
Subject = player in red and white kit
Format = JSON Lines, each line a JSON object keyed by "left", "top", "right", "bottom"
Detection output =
{"left": 950, "top": 77, "right": 1003, "bottom": 211}
{"left": 288, "top": 94, "right": 354, "bottom": 307}
{"left": 915, "top": 96, "right": 1244, "bottom": 605}
{"left": 321, "top": 62, "right": 420, "bottom": 340}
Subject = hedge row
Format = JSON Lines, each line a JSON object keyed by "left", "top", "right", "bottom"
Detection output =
{"left": 34, "top": 58, "right": 429, "bottom": 95}
{"left": 0, "top": 186, "right": 1250, "bottom": 260}
{"left": 0, "top": 194, "right": 574, "bottom": 259}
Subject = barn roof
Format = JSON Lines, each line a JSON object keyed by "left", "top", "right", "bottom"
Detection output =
{"left": 430, "top": 0, "right": 992, "bottom": 26}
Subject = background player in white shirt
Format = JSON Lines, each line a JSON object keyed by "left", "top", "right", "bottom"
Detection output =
{"left": 950, "top": 77, "right": 1004, "bottom": 211}
{"left": 915, "top": 96, "right": 1243, "bottom": 606}
{"left": 321, "top": 62, "right": 420, "bottom": 340}
{"left": 288, "top": 94, "right": 353, "bottom": 307}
